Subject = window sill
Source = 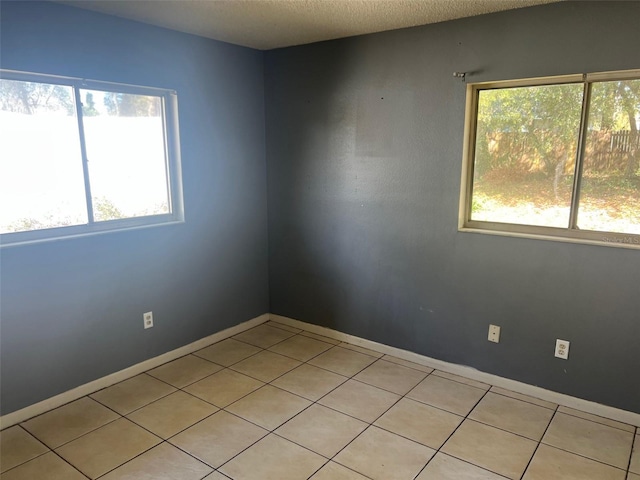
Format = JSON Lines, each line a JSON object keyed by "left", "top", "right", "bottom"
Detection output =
{"left": 0, "top": 216, "right": 185, "bottom": 248}
{"left": 458, "top": 225, "right": 640, "bottom": 250}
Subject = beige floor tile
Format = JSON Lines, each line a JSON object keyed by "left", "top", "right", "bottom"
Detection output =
{"left": 522, "top": 444, "right": 626, "bottom": 480}
{"left": 381, "top": 355, "right": 435, "bottom": 374}
{"left": 442, "top": 420, "right": 537, "bottom": 480}
{"left": 193, "top": 338, "right": 262, "bottom": 366}
{"left": 126, "top": 391, "right": 217, "bottom": 439}
{"left": 90, "top": 373, "right": 176, "bottom": 415}
{"left": 0, "top": 426, "right": 49, "bottom": 473}
{"left": 308, "top": 346, "right": 377, "bottom": 377}
{"left": 265, "top": 321, "right": 302, "bottom": 333}
{"left": 432, "top": 370, "right": 490, "bottom": 390}
{"left": 557, "top": 406, "right": 635, "bottom": 432}
{"left": 416, "top": 453, "right": 508, "bottom": 479}
{"left": 203, "top": 472, "right": 232, "bottom": 480}
{"left": 170, "top": 410, "right": 268, "bottom": 468}
{"left": 335, "top": 426, "right": 435, "bottom": 480}
{"left": 55, "top": 418, "right": 160, "bottom": 479}
{"left": 310, "top": 461, "right": 370, "bottom": 479}
{"left": 272, "top": 364, "right": 347, "bottom": 401}
{"left": 338, "top": 342, "right": 384, "bottom": 357}
{"left": 631, "top": 434, "right": 640, "bottom": 474}
{"left": 489, "top": 386, "right": 557, "bottom": 410}
{"left": 374, "top": 397, "right": 463, "bottom": 449}
{"left": 299, "top": 331, "right": 341, "bottom": 345}
{"left": 22, "top": 397, "right": 119, "bottom": 448}
{"left": 268, "top": 334, "right": 333, "bottom": 361}
{"left": 147, "top": 355, "right": 222, "bottom": 388}
{"left": 542, "top": 412, "right": 633, "bottom": 469}
{"left": 276, "top": 404, "right": 367, "bottom": 457}
{"left": 229, "top": 350, "right": 301, "bottom": 382}
{"left": 0, "top": 451, "right": 86, "bottom": 480}
{"left": 629, "top": 473, "right": 640, "bottom": 480}
{"left": 226, "top": 385, "right": 311, "bottom": 430}
{"left": 233, "top": 324, "right": 296, "bottom": 348}
{"left": 220, "top": 434, "right": 326, "bottom": 480}
{"left": 469, "top": 392, "right": 554, "bottom": 440}
{"left": 100, "top": 442, "right": 212, "bottom": 479}
{"left": 407, "top": 375, "right": 486, "bottom": 416}
{"left": 354, "top": 359, "right": 427, "bottom": 395}
{"left": 184, "top": 368, "right": 264, "bottom": 407}
{"left": 318, "top": 379, "right": 400, "bottom": 423}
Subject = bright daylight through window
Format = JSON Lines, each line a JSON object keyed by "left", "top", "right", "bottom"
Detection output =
{"left": 0, "top": 71, "right": 183, "bottom": 245}
{"left": 460, "top": 70, "right": 640, "bottom": 247}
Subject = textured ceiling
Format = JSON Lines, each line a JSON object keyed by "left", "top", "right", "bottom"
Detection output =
{"left": 60, "top": 0, "right": 561, "bottom": 50}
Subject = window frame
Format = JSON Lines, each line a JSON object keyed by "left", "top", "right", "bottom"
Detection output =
{"left": 0, "top": 69, "right": 184, "bottom": 247}
{"left": 459, "top": 69, "right": 640, "bottom": 249}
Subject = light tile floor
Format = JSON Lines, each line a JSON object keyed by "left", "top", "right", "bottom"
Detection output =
{"left": 1, "top": 320, "right": 638, "bottom": 480}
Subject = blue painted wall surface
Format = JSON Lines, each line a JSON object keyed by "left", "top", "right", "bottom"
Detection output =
{"left": 265, "top": 2, "right": 640, "bottom": 412}
{"left": 0, "top": 1, "right": 269, "bottom": 414}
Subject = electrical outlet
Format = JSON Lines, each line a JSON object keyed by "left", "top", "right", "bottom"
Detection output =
{"left": 488, "top": 324, "right": 501, "bottom": 343}
{"left": 143, "top": 311, "right": 153, "bottom": 329}
{"left": 555, "top": 339, "right": 569, "bottom": 359}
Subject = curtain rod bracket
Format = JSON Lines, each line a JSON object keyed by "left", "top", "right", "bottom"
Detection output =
{"left": 453, "top": 72, "right": 466, "bottom": 82}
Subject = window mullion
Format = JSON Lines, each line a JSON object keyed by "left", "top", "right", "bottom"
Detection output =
{"left": 73, "top": 86, "right": 95, "bottom": 224}
{"left": 568, "top": 80, "right": 592, "bottom": 230}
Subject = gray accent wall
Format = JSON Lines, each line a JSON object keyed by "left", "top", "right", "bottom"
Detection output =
{"left": 265, "top": 2, "right": 640, "bottom": 413}
{"left": 0, "top": 1, "right": 268, "bottom": 415}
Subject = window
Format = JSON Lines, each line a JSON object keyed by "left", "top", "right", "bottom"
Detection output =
{"left": 460, "top": 70, "right": 640, "bottom": 248}
{"left": 0, "top": 70, "right": 183, "bottom": 245}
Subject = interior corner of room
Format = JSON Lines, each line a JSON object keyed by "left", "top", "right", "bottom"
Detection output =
{"left": 0, "top": 0, "right": 638, "bottom": 427}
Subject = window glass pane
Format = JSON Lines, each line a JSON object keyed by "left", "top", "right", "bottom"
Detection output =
{"left": 577, "top": 79, "right": 640, "bottom": 234}
{"left": 0, "top": 79, "right": 88, "bottom": 233}
{"left": 471, "top": 84, "right": 583, "bottom": 228}
{"left": 81, "top": 90, "right": 170, "bottom": 222}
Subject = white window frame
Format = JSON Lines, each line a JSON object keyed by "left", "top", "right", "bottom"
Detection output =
{"left": 0, "top": 70, "right": 184, "bottom": 247}
{"left": 459, "top": 69, "right": 640, "bottom": 249}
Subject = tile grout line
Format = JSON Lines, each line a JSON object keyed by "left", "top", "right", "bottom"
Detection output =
{"left": 623, "top": 427, "right": 638, "bottom": 477}
{"left": 517, "top": 405, "right": 559, "bottom": 480}
{"left": 321, "top": 358, "right": 437, "bottom": 474}
{"left": 0, "top": 426, "right": 51, "bottom": 476}
{"left": 555, "top": 408, "right": 636, "bottom": 434}
{"left": 526, "top": 410, "right": 632, "bottom": 477}
{"left": 50, "top": 448, "right": 91, "bottom": 479}
{"left": 411, "top": 384, "right": 499, "bottom": 480}
{"left": 488, "top": 387, "right": 558, "bottom": 411}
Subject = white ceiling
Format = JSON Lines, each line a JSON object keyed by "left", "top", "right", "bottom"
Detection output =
{"left": 59, "top": 0, "right": 561, "bottom": 50}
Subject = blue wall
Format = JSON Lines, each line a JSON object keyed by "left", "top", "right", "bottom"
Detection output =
{"left": 0, "top": 1, "right": 269, "bottom": 414}
{"left": 265, "top": 1, "right": 640, "bottom": 413}
{"left": 2, "top": 0, "right": 639, "bottom": 417}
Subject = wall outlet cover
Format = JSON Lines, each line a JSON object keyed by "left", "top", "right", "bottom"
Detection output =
{"left": 144, "top": 311, "right": 153, "bottom": 329}
{"left": 488, "top": 324, "right": 501, "bottom": 343}
{"left": 555, "top": 339, "right": 569, "bottom": 359}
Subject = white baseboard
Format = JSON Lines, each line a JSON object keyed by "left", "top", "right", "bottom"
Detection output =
{"left": 270, "top": 314, "right": 640, "bottom": 427}
{"left": 0, "top": 313, "right": 269, "bottom": 430}
{"left": 4, "top": 312, "right": 638, "bottom": 430}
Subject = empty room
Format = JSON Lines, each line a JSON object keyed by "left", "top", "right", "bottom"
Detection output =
{"left": 0, "top": 0, "right": 638, "bottom": 479}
